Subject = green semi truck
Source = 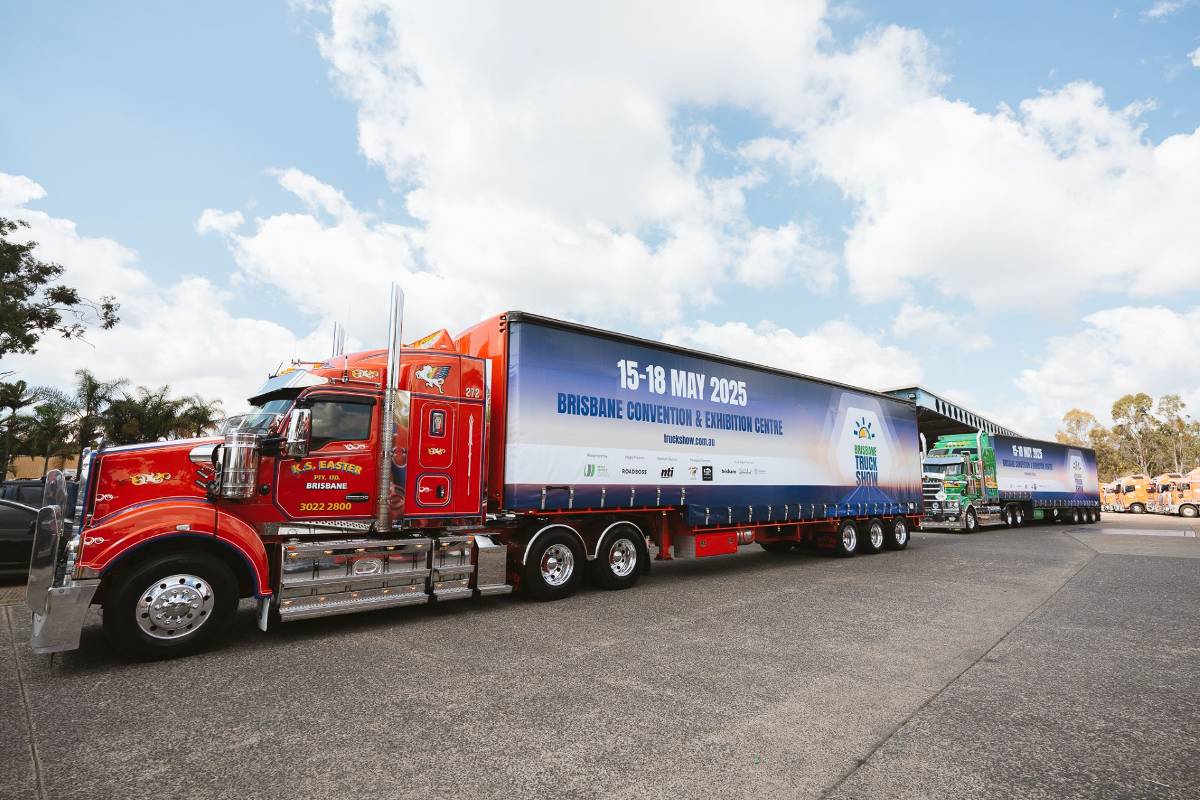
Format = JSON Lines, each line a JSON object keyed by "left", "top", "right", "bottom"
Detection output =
{"left": 920, "top": 432, "right": 1101, "bottom": 532}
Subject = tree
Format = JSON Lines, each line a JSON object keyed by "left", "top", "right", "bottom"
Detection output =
{"left": 0, "top": 216, "right": 119, "bottom": 361}
{"left": 1056, "top": 409, "right": 1099, "bottom": 447}
{"left": 177, "top": 395, "right": 225, "bottom": 438}
{"left": 22, "top": 397, "right": 75, "bottom": 477}
{"left": 1111, "top": 393, "right": 1159, "bottom": 477}
{"left": 67, "top": 369, "right": 127, "bottom": 470}
{"left": 0, "top": 380, "right": 40, "bottom": 478}
{"left": 1154, "top": 394, "right": 1199, "bottom": 475}
{"left": 102, "top": 385, "right": 186, "bottom": 445}
{"left": 1088, "top": 425, "right": 1126, "bottom": 482}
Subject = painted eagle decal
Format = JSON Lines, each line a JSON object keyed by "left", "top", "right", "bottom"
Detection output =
{"left": 415, "top": 364, "right": 451, "bottom": 394}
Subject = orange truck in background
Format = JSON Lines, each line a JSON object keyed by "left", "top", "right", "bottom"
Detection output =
{"left": 1164, "top": 468, "right": 1200, "bottom": 518}
{"left": 1148, "top": 473, "right": 1183, "bottom": 513}
{"left": 1100, "top": 482, "right": 1118, "bottom": 512}
{"left": 1114, "top": 474, "right": 1152, "bottom": 513}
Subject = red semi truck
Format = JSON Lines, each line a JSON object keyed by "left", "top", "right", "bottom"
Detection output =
{"left": 28, "top": 288, "right": 922, "bottom": 659}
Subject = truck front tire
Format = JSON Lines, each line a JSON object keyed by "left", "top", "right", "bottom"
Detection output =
{"left": 523, "top": 531, "right": 584, "bottom": 601}
{"left": 963, "top": 508, "right": 978, "bottom": 533}
{"left": 102, "top": 551, "right": 238, "bottom": 661}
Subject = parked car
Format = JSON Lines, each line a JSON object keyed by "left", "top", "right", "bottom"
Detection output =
{"left": 0, "top": 498, "right": 38, "bottom": 577}
{"left": 1, "top": 479, "right": 78, "bottom": 520}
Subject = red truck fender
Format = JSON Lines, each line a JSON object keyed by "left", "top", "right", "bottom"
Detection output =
{"left": 78, "top": 501, "right": 271, "bottom": 597}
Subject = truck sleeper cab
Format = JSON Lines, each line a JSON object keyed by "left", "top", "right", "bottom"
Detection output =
{"left": 28, "top": 290, "right": 921, "bottom": 660}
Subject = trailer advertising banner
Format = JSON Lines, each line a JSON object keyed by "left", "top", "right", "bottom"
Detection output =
{"left": 503, "top": 320, "right": 921, "bottom": 521}
{"left": 992, "top": 435, "right": 1100, "bottom": 502}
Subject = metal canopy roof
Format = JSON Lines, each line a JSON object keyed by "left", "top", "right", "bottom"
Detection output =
{"left": 882, "top": 386, "right": 1022, "bottom": 442}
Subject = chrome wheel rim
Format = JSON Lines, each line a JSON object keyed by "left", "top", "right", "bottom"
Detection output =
{"left": 894, "top": 521, "right": 908, "bottom": 545}
{"left": 869, "top": 523, "right": 884, "bottom": 549}
{"left": 540, "top": 544, "right": 575, "bottom": 587}
{"left": 841, "top": 525, "right": 856, "bottom": 551}
{"left": 608, "top": 538, "right": 637, "bottom": 578}
{"left": 137, "top": 573, "right": 214, "bottom": 639}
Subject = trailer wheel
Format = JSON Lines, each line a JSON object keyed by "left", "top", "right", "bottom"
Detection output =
{"left": 830, "top": 520, "right": 857, "bottom": 557}
{"left": 523, "top": 531, "right": 584, "bottom": 601}
{"left": 1070, "top": 508, "right": 1081, "bottom": 524}
{"left": 1130, "top": 503, "right": 1145, "bottom": 514}
{"left": 963, "top": 508, "right": 978, "bottom": 533}
{"left": 758, "top": 540, "right": 794, "bottom": 553}
{"left": 859, "top": 518, "right": 886, "bottom": 554}
{"left": 1181, "top": 505, "right": 1198, "bottom": 518}
{"left": 884, "top": 518, "right": 909, "bottom": 550}
{"left": 590, "top": 526, "right": 645, "bottom": 590}
{"left": 102, "top": 551, "right": 238, "bottom": 661}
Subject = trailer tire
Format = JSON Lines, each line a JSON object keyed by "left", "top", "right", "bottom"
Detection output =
{"left": 884, "top": 518, "right": 909, "bottom": 550}
{"left": 859, "top": 518, "right": 886, "bottom": 554}
{"left": 1181, "top": 505, "right": 1198, "bottom": 518}
{"left": 963, "top": 508, "right": 978, "bottom": 533}
{"left": 830, "top": 520, "right": 857, "bottom": 557}
{"left": 523, "top": 531, "right": 584, "bottom": 601}
{"left": 102, "top": 551, "right": 238, "bottom": 661}
{"left": 1130, "top": 503, "right": 1145, "bottom": 514}
{"left": 590, "top": 526, "right": 645, "bottom": 590}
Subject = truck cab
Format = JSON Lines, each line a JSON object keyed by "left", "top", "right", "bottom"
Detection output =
{"left": 25, "top": 289, "right": 511, "bottom": 659}
{"left": 1165, "top": 468, "right": 1200, "bottom": 517}
{"left": 921, "top": 433, "right": 1003, "bottom": 531}
{"left": 1115, "top": 474, "right": 1151, "bottom": 513}
{"left": 1148, "top": 473, "right": 1182, "bottom": 514}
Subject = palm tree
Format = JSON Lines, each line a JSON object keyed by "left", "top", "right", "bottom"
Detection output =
{"left": 102, "top": 385, "right": 188, "bottom": 444}
{"left": 176, "top": 395, "right": 225, "bottom": 438}
{"left": 69, "top": 369, "right": 127, "bottom": 470}
{"left": 0, "top": 380, "right": 40, "bottom": 478}
{"left": 23, "top": 398, "right": 76, "bottom": 477}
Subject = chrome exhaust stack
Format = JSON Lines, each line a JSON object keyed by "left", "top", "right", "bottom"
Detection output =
{"left": 376, "top": 284, "right": 406, "bottom": 531}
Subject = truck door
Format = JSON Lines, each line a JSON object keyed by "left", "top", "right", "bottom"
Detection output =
{"left": 406, "top": 395, "right": 485, "bottom": 519}
{"left": 275, "top": 393, "right": 378, "bottom": 521}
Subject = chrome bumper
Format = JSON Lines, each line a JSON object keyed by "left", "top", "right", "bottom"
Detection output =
{"left": 26, "top": 469, "right": 96, "bottom": 654}
{"left": 30, "top": 579, "right": 99, "bottom": 654}
{"left": 920, "top": 513, "right": 964, "bottom": 530}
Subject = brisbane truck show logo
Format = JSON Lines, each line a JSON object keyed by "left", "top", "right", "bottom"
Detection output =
{"left": 851, "top": 414, "right": 880, "bottom": 487}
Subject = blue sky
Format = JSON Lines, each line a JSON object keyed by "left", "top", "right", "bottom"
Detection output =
{"left": 2, "top": 1, "right": 1198, "bottom": 436}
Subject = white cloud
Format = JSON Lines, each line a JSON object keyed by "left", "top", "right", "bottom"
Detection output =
{"left": 662, "top": 319, "right": 922, "bottom": 390}
{"left": 1189, "top": 47, "right": 1200, "bottom": 67}
{"left": 195, "top": 208, "right": 245, "bottom": 236}
{"left": 765, "top": 80, "right": 1200, "bottom": 311}
{"left": 199, "top": 0, "right": 867, "bottom": 336}
{"left": 1142, "top": 0, "right": 1188, "bottom": 19}
{"left": 891, "top": 301, "right": 991, "bottom": 351}
{"left": 1012, "top": 305, "right": 1200, "bottom": 437}
{"left": 0, "top": 174, "right": 323, "bottom": 414}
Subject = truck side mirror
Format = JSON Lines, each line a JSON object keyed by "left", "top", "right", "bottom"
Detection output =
{"left": 284, "top": 409, "right": 312, "bottom": 458}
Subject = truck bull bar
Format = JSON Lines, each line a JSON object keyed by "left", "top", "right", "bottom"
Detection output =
{"left": 27, "top": 468, "right": 99, "bottom": 654}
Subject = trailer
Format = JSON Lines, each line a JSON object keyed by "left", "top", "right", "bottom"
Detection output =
{"left": 26, "top": 291, "right": 922, "bottom": 659}
{"left": 921, "top": 432, "right": 1100, "bottom": 531}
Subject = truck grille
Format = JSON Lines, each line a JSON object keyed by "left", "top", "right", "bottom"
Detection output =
{"left": 922, "top": 480, "right": 941, "bottom": 504}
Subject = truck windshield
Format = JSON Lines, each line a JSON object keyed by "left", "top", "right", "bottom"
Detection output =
{"left": 220, "top": 398, "right": 294, "bottom": 434}
{"left": 925, "top": 462, "right": 964, "bottom": 476}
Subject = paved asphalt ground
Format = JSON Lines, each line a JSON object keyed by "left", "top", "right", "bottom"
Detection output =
{"left": 2, "top": 513, "right": 1198, "bottom": 800}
